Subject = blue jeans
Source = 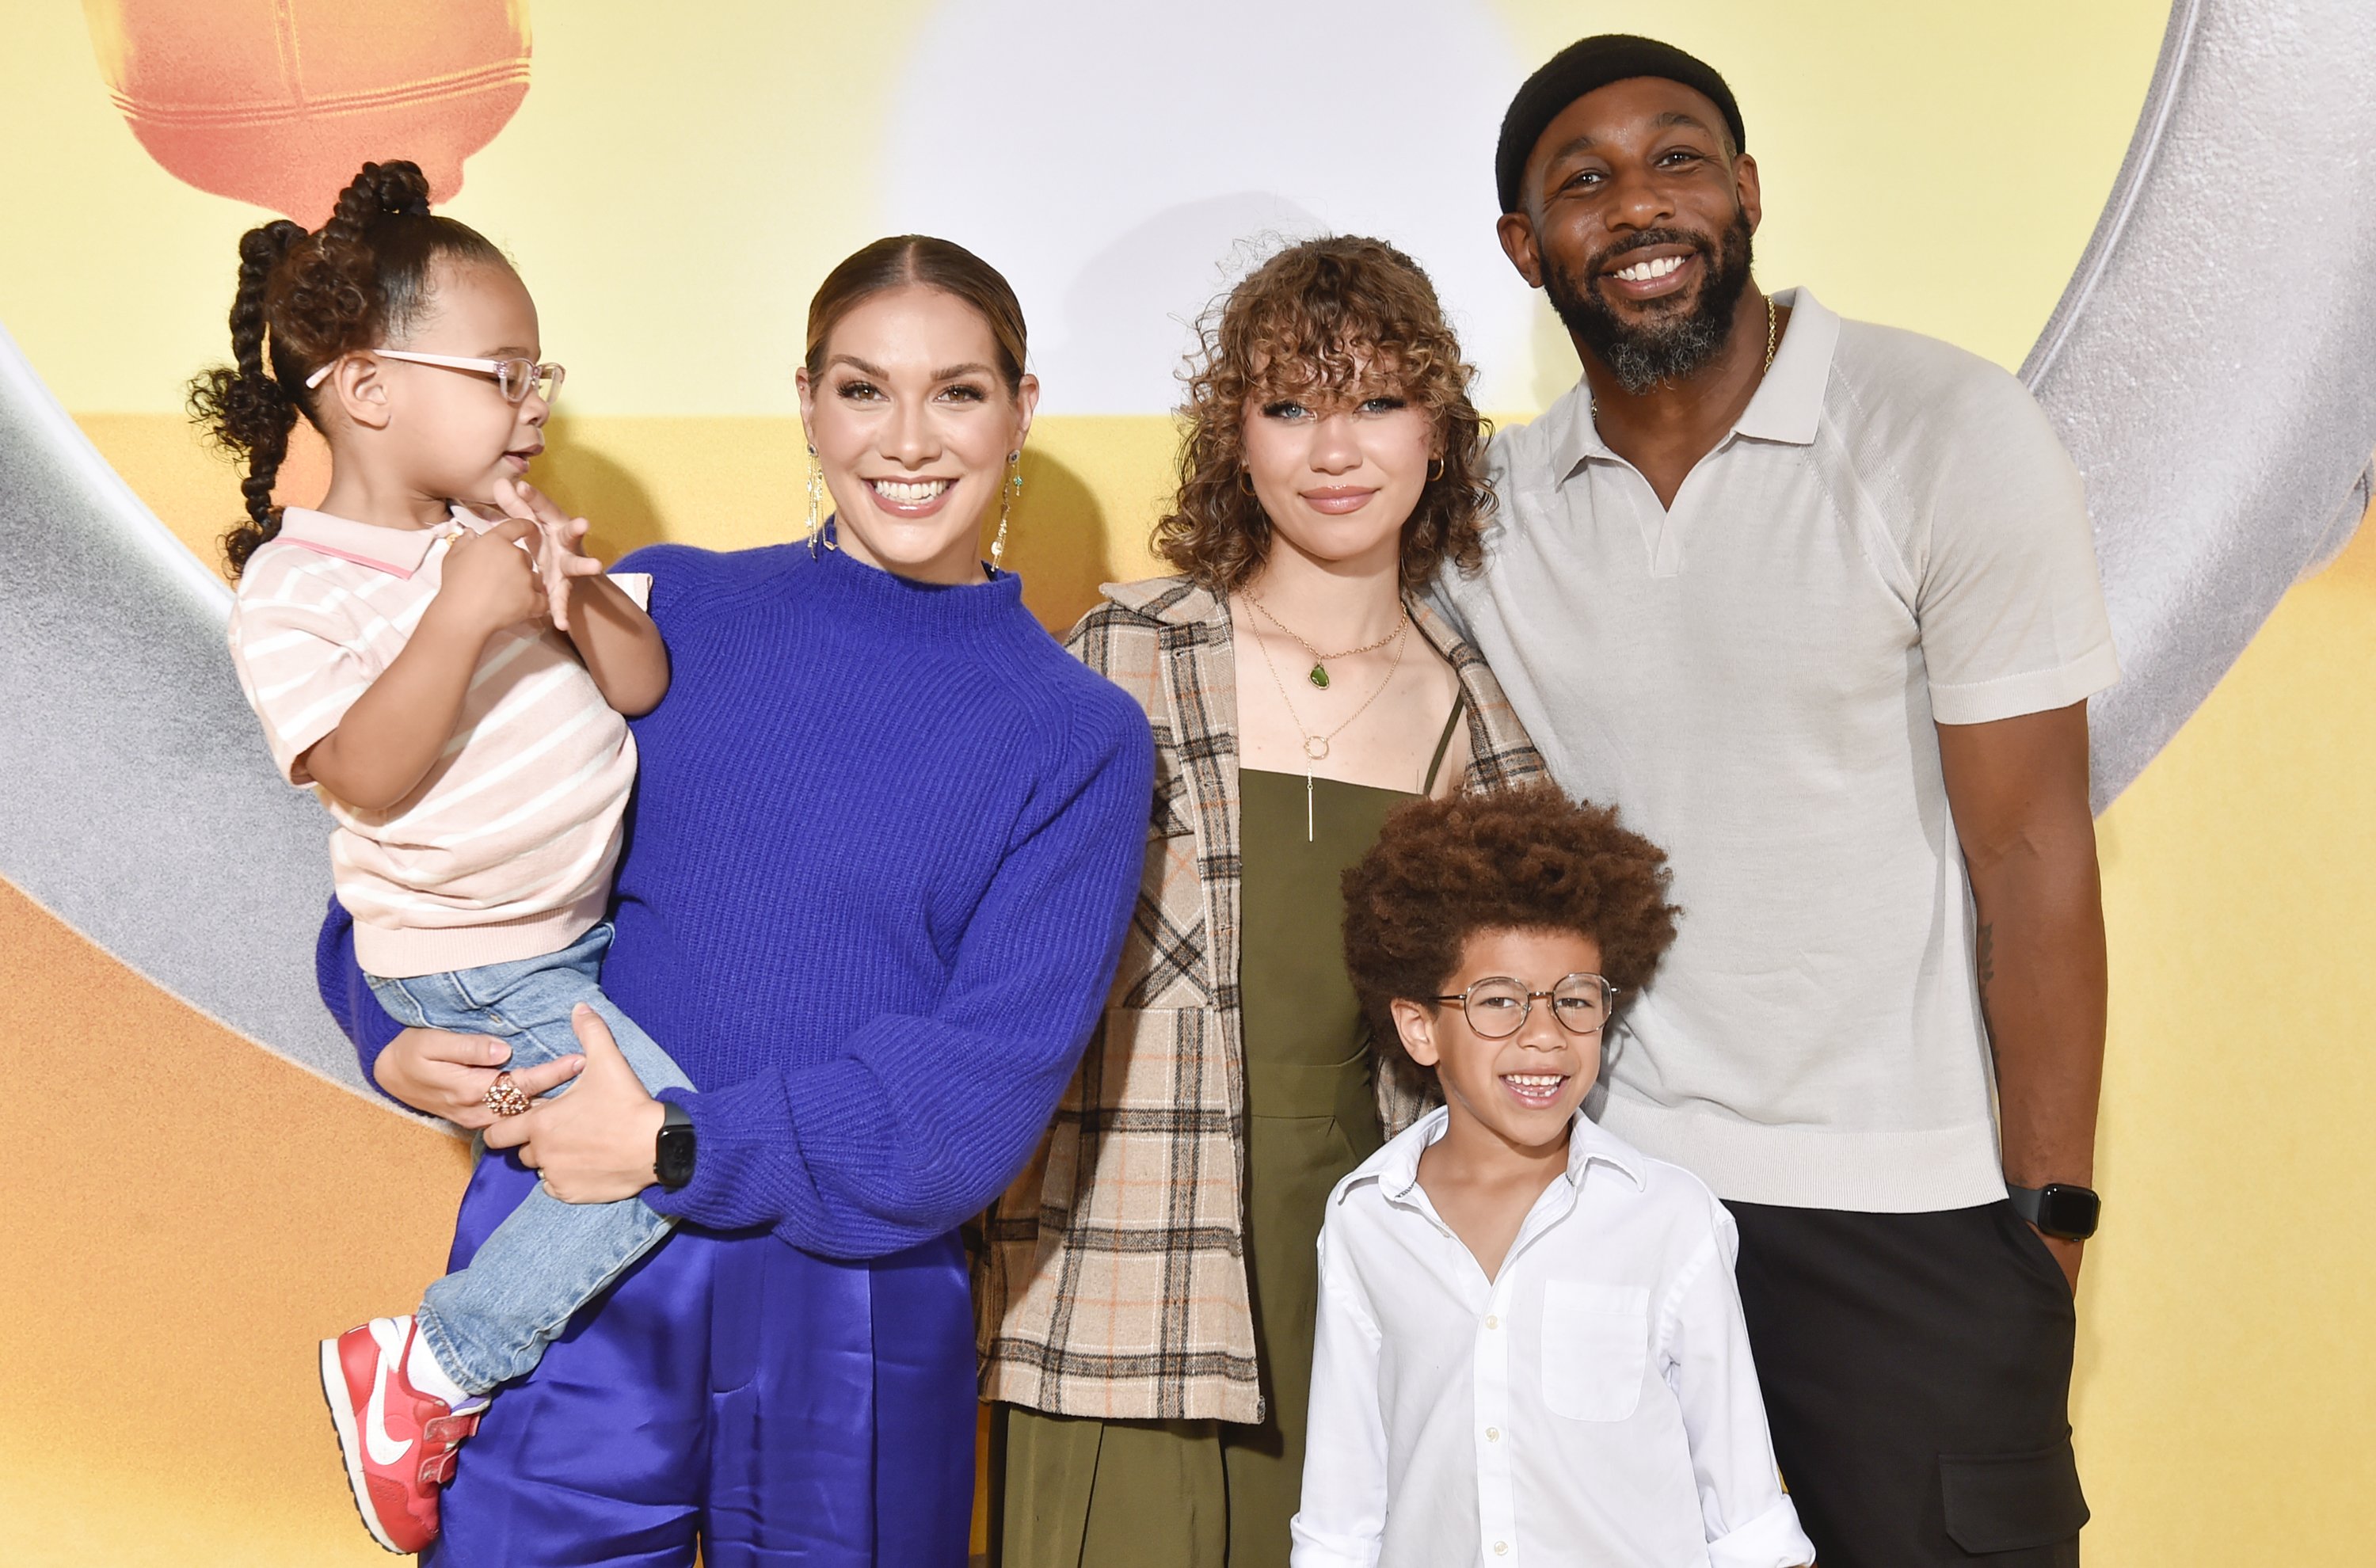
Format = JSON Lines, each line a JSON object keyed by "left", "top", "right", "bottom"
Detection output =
{"left": 369, "top": 923, "right": 693, "bottom": 1395}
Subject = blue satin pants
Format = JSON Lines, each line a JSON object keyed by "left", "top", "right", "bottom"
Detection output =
{"left": 425, "top": 1152, "right": 977, "bottom": 1566}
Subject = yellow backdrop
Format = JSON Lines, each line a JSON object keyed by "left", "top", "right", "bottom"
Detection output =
{"left": 2, "top": 3, "right": 2369, "bottom": 1564}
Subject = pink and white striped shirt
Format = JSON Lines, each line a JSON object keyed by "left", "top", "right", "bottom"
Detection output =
{"left": 226, "top": 507, "right": 649, "bottom": 979}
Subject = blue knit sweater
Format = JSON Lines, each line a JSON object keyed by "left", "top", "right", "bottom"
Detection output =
{"left": 319, "top": 540, "right": 1153, "bottom": 1259}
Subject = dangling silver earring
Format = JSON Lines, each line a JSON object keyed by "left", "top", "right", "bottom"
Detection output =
{"left": 991, "top": 451, "right": 1022, "bottom": 573}
{"left": 805, "top": 443, "right": 837, "bottom": 556}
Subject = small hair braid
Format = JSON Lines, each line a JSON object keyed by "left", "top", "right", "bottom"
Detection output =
{"left": 188, "top": 218, "right": 307, "bottom": 575}
{"left": 320, "top": 160, "right": 433, "bottom": 247}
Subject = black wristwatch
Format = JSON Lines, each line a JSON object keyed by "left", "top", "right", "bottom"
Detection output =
{"left": 2008, "top": 1182, "right": 2100, "bottom": 1241}
{"left": 653, "top": 1101, "right": 697, "bottom": 1191}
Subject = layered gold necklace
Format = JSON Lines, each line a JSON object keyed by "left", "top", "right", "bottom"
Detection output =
{"left": 1238, "top": 593, "right": 1410, "bottom": 841}
{"left": 1243, "top": 587, "right": 1407, "bottom": 689}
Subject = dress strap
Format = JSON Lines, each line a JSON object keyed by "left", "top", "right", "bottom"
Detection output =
{"left": 1422, "top": 694, "right": 1468, "bottom": 794}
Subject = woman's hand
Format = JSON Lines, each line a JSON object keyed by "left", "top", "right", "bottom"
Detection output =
{"left": 480, "top": 1006, "right": 668, "bottom": 1204}
{"left": 371, "top": 1026, "right": 584, "bottom": 1128}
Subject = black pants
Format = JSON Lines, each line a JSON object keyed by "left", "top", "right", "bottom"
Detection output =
{"left": 1727, "top": 1201, "right": 2089, "bottom": 1566}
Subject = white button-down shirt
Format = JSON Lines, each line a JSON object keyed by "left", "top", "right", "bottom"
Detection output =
{"left": 1290, "top": 1108, "right": 1814, "bottom": 1568}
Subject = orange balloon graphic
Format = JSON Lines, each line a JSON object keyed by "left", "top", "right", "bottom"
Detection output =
{"left": 85, "top": 0, "right": 532, "bottom": 226}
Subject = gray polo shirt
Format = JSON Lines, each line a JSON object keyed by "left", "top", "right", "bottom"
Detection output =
{"left": 1438, "top": 287, "right": 2119, "bottom": 1212}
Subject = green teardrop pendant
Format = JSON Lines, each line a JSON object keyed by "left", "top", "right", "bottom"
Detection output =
{"left": 1308, "top": 663, "right": 1330, "bottom": 689}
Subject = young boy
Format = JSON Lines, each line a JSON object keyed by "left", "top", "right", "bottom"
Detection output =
{"left": 1292, "top": 784, "right": 1814, "bottom": 1568}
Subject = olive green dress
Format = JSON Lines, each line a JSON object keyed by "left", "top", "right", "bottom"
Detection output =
{"left": 992, "top": 705, "right": 1465, "bottom": 1568}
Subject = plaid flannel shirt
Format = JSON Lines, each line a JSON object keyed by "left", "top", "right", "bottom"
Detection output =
{"left": 977, "top": 574, "right": 1547, "bottom": 1422}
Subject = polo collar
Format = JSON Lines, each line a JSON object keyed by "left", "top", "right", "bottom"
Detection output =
{"left": 1544, "top": 283, "right": 1841, "bottom": 480}
{"left": 276, "top": 505, "right": 479, "bottom": 579}
{"left": 1374, "top": 1104, "right": 1648, "bottom": 1205}
{"left": 1543, "top": 376, "right": 1605, "bottom": 485}
{"left": 1731, "top": 285, "right": 1837, "bottom": 446}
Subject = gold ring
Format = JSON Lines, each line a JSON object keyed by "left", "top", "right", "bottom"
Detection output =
{"left": 483, "top": 1072, "right": 531, "bottom": 1117}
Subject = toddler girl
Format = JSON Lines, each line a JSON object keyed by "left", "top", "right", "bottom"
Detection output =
{"left": 200, "top": 159, "right": 690, "bottom": 1555}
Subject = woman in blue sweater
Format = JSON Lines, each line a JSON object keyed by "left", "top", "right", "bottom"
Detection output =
{"left": 317, "top": 236, "right": 1154, "bottom": 1565}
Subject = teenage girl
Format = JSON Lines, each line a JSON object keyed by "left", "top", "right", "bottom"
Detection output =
{"left": 201, "top": 159, "right": 687, "bottom": 1554}
{"left": 980, "top": 236, "right": 1548, "bottom": 1567}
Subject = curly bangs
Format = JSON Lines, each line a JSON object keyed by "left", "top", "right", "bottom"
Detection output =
{"left": 1153, "top": 235, "right": 1493, "bottom": 596}
{"left": 1341, "top": 784, "right": 1681, "bottom": 1058}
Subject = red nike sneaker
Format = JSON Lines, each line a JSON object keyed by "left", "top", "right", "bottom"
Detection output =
{"left": 320, "top": 1316, "right": 481, "bottom": 1554}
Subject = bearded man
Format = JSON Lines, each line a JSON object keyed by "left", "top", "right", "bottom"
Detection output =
{"left": 1432, "top": 34, "right": 2119, "bottom": 1568}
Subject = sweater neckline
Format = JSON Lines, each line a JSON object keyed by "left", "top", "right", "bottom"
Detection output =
{"left": 808, "top": 527, "right": 1028, "bottom": 635}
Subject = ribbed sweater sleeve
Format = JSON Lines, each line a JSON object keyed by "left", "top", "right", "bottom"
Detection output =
{"left": 643, "top": 697, "right": 1153, "bottom": 1257}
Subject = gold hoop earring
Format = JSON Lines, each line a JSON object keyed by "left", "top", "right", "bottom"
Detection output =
{"left": 992, "top": 451, "right": 1022, "bottom": 573}
{"left": 1239, "top": 470, "right": 1256, "bottom": 497}
{"left": 1427, "top": 457, "right": 1445, "bottom": 482}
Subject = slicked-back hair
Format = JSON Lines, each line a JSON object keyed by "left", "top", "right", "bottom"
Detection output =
{"left": 804, "top": 234, "right": 1029, "bottom": 394}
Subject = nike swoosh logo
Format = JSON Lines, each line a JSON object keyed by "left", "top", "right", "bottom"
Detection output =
{"left": 364, "top": 1319, "right": 415, "bottom": 1467}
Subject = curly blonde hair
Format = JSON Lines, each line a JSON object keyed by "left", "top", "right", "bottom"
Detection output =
{"left": 1153, "top": 236, "right": 1493, "bottom": 595}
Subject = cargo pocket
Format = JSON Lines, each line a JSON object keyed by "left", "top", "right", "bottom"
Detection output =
{"left": 1539, "top": 1281, "right": 1649, "bottom": 1421}
{"left": 1940, "top": 1434, "right": 2089, "bottom": 1553}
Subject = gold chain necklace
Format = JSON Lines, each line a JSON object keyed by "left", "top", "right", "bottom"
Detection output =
{"left": 1243, "top": 588, "right": 1408, "bottom": 690}
{"left": 1590, "top": 291, "right": 1778, "bottom": 417}
{"left": 1239, "top": 599, "right": 1410, "bottom": 841}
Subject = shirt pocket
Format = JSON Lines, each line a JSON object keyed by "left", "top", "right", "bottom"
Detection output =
{"left": 1539, "top": 1281, "right": 1651, "bottom": 1422}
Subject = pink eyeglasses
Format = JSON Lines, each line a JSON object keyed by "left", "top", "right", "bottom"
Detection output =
{"left": 304, "top": 349, "right": 565, "bottom": 405}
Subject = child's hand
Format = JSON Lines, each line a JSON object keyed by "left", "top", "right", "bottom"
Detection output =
{"left": 495, "top": 477, "right": 606, "bottom": 633}
{"left": 432, "top": 516, "right": 547, "bottom": 638}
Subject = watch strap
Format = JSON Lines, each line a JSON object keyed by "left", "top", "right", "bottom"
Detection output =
{"left": 2007, "top": 1183, "right": 2045, "bottom": 1226}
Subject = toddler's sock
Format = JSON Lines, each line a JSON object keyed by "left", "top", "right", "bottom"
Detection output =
{"left": 406, "top": 1322, "right": 485, "bottom": 1411}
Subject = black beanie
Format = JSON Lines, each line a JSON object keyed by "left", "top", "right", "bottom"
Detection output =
{"left": 1495, "top": 34, "right": 1746, "bottom": 214}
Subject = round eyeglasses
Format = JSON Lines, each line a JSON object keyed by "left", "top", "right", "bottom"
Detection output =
{"left": 1430, "top": 972, "right": 1616, "bottom": 1039}
{"left": 304, "top": 348, "right": 565, "bottom": 406}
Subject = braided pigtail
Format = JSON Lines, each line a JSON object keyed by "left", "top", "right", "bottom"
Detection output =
{"left": 188, "top": 219, "right": 307, "bottom": 576}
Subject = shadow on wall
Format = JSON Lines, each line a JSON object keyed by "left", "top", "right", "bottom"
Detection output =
{"left": 988, "top": 449, "right": 1115, "bottom": 632}
{"left": 535, "top": 417, "right": 671, "bottom": 562}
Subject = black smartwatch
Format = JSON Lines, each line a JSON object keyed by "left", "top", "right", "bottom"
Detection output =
{"left": 653, "top": 1101, "right": 697, "bottom": 1191}
{"left": 2008, "top": 1182, "right": 2100, "bottom": 1241}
